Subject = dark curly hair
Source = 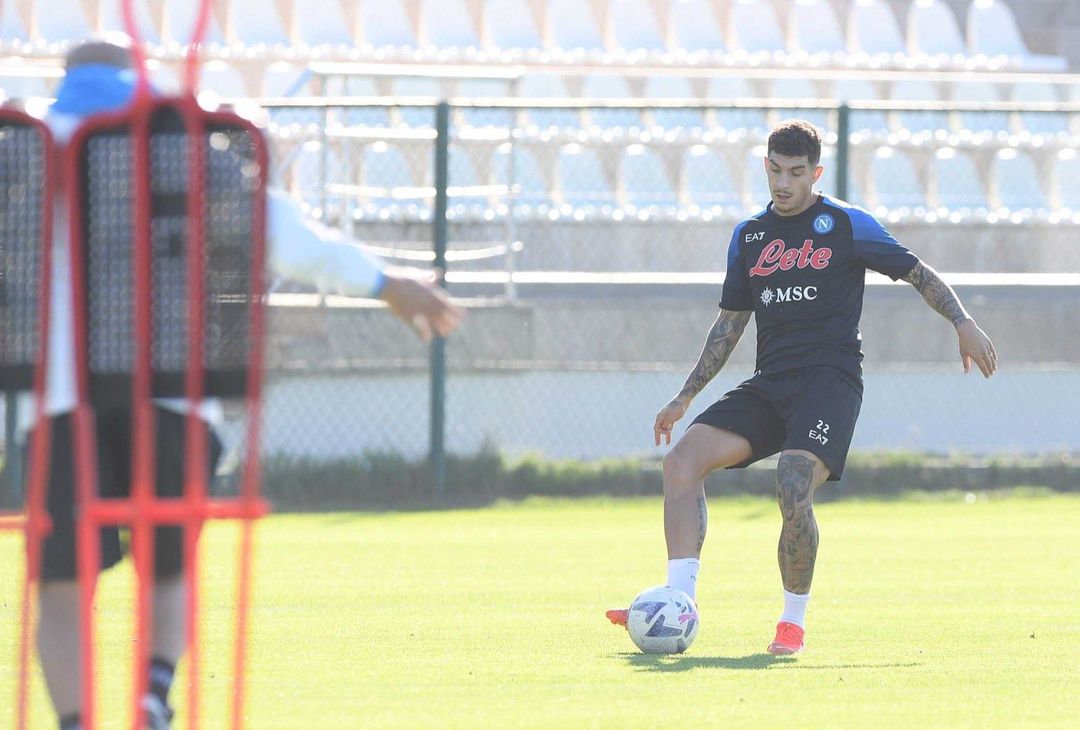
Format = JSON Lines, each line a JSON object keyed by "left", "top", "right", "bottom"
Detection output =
{"left": 767, "top": 120, "right": 822, "bottom": 167}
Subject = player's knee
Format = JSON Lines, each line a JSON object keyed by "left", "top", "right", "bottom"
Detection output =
{"left": 662, "top": 447, "right": 705, "bottom": 494}
{"left": 774, "top": 453, "right": 816, "bottom": 514}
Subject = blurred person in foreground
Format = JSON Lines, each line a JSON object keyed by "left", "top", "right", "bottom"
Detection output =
{"left": 606, "top": 120, "right": 996, "bottom": 655}
{"left": 30, "top": 36, "right": 461, "bottom": 730}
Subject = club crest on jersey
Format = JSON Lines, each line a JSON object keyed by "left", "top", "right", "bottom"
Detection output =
{"left": 749, "top": 239, "right": 832, "bottom": 277}
{"left": 813, "top": 214, "right": 835, "bottom": 234}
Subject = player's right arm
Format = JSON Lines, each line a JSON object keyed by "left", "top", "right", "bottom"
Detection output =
{"left": 267, "top": 189, "right": 462, "bottom": 341}
{"left": 653, "top": 308, "right": 751, "bottom": 446}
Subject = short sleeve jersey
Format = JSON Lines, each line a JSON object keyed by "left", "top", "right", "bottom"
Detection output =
{"left": 720, "top": 195, "right": 920, "bottom": 383}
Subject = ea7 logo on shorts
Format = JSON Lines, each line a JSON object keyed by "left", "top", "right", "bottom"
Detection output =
{"left": 745, "top": 230, "right": 765, "bottom": 243}
{"left": 809, "top": 420, "right": 830, "bottom": 445}
{"left": 759, "top": 285, "right": 818, "bottom": 306}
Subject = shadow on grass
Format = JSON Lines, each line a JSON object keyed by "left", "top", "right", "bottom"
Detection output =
{"left": 616, "top": 652, "right": 924, "bottom": 672}
{"left": 617, "top": 652, "right": 795, "bottom": 672}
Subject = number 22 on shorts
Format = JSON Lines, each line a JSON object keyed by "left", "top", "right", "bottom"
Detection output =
{"left": 809, "top": 420, "right": 830, "bottom": 445}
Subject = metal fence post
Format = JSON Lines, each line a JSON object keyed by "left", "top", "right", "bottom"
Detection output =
{"left": 836, "top": 102, "right": 850, "bottom": 201}
{"left": 4, "top": 391, "right": 22, "bottom": 505}
{"left": 431, "top": 102, "right": 450, "bottom": 499}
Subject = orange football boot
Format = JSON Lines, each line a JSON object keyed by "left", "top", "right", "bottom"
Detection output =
{"left": 767, "top": 621, "right": 805, "bottom": 655}
{"left": 605, "top": 608, "right": 629, "bottom": 627}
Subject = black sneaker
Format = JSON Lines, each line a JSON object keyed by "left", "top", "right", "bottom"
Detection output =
{"left": 141, "top": 695, "right": 174, "bottom": 730}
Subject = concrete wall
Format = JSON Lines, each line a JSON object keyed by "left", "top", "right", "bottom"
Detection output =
{"left": 266, "top": 282, "right": 1080, "bottom": 372}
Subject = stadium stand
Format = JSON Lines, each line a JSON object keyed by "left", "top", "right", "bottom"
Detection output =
{"left": 728, "top": 0, "right": 786, "bottom": 57}
{"left": 670, "top": 0, "right": 726, "bottom": 55}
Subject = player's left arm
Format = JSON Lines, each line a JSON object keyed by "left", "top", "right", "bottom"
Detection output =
{"left": 902, "top": 261, "right": 998, "bottom": 378}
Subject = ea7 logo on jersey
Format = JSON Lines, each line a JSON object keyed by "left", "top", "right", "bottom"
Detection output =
{"left": 745, "top": 230, "right": 766, "bottom": 243}
{"left": 750, "top": 239, "right": 832, "bottom": 277}
{"left": 759, "top": 285, "right": 818, "bottom": 306}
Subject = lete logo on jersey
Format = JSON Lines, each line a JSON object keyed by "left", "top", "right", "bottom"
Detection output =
{"left": 749, "top": 239, "right": 832, "bottom": 277}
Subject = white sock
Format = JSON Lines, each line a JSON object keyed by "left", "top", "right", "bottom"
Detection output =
{"left": 780, "top": 589, "right": 810, "bottom": 628}
{"left": 666, "top": 558, "right": 700, "bottom": 601}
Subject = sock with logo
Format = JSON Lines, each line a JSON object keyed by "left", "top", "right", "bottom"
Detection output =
{"left": 779, "top": 589, "right": 810, "bottom": 628}
{"left": 666, "top": 558, "right": 700, "bottom": 601}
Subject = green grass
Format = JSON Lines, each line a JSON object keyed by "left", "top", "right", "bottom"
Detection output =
{"left": 2, "top": 493, "right": 1079, "bottom": 728}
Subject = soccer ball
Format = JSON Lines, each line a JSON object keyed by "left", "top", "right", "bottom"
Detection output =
{"left": 626, "top": 585, "right": 700, "bottom": 654}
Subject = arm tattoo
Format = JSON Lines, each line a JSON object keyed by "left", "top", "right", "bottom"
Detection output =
{"left": 677, "top": 309, "right": 751, "bottom": 401}
{"left": 902, "top": 261, "right": 971, "bottom": 327}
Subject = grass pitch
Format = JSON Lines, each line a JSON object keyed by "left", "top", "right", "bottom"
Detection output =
{"left": 2, "top": 492, "right": 1078, "bottom": 728}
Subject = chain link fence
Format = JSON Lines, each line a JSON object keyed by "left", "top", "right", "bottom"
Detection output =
{"left": 250, "top": 99, "right": 1080, "bottom": 471}
{"left": 4, "top": 99, "right": 1079, "bottom": 508}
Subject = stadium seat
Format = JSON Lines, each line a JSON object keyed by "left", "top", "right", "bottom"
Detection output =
{"left": 0, "top": 0, "right": 29, "bottom": 43}
{"left": 790, "top": 0, "right": 846, "bottom": 58}
{"left": 620, "top": 146, "right": 678, "bottom": 209}
{"left": 833, "top": 78, "right": 889, "bottom": 133}
{"left": 950, "top": 81, "right": 1008, "bottom": 135}
{"left": 166, "top": 0, "right": 226, "bottom": 46}
{"left": 483, "top": 0, "right": 544, "bottom": 54}
{"left": 848, "top": 0, "right": 905, "bottom": 59}
{"left": 448, "top": 145, "right": 490, "bottom": 210}
{"left": 610, "top": 0, "right": 667, "bottom": 55}
{"left": 456, "top": 77, "right": 517, "bottom": 129}
{"left": 644, "top": 76, "right": 706, "bottom": 130}
{"left": 361, "top": 0, "right": 417, "bottom": 50}
{"left": 198, "top": 61, "right": 249, "bottom": 98}
{"left": 548, "top": 0, "right": 607, "bottom": 54}
{"left": 363, "top": 143, "right": 419, "bottom": 209}
{"left": 336, "top": 76, "right": 394, "bottom": 128}
{"left": 769, "top": 78, "right": 830, "bottom": 131}
{"left": 557, "top": 144, "right": 615, "bottom": 209}
{"left": 907, "top": 0, "right": 966, "bottom": 60}
{"left": 1053, "top": 148, "right": 1080, "bottom": 211}
{"left": 495, "top": 145, "right": 554, "bottom": 210}
{"left": 932, "top": 148, "right": 987, "bottom": 212}
{"left": 229, "top": 0, "right": 290, "bottom": 46}
{"left": 669, "top": 0, "right": 726, "bottom": 54}
{"left": 967, "top": 0, "right": 1066, "bottom": 70}
{"left": 262, "top": 62, "right": 311, "bottom": 98}
{"left": 422, "top": 0, "right": 481, "bottom": 53}
{"left": 870, "top": 147, "right": 925, "bottom": 212}
{"left": 728, "top": 0, "right": 786, "bottom": 56}
{"left": 519, "top": 74, "right": 581, "bottom": 130}
{"left": 101, "top": 0, "right": 163, "bottom": 45}
{"left": 889, "top": 79, "right": 949, "bottom": 134}
{"left": 994, "top": 149, "right": 1048, "bottom": 212}
{"left": 34, "top": 0, "right": 94, "bottom": 45}
{"left": 296, "top": 0, "right": 356, "bottom": 47}
{"left": 0, "top": 71, "right": 54, "bottom": 99}
{"left": 684, "top": 146, "right": 744, "bottom": 212}
{"left": 582, "top": 74, "right": 642, "bottom": 130}
{"left": 706, "top": 76, "right": 768, "bottom": 134}
{"left": 1013, "top": 83, "right": 1069, "bottom": 136}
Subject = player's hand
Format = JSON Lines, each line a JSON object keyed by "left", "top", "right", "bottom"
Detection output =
{"left": 956, "top": 319, "right": 997, "bottom": 378}
{"left": 379, "top": 269, "right": 464, "bottom": 342}
{"left": 654, "top": 396, "right": 690, "bottom": 446}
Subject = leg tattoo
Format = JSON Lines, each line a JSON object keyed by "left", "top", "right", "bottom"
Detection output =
{"left": 776, "top": 454, "right": 819, "bottom": 594}
{"left": 695, "top": 493, "right": 708, "bottom": 556}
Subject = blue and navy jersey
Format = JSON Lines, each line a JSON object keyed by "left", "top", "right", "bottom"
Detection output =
{"left": 720, "top": 195, "right": 920, "bottom": 383}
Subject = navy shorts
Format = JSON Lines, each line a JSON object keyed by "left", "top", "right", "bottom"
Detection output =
{"left": 690, "top": 367, "right": 862, "bottom": 480}
{"left": 34, "top": 406, "right": 223, "bottom": 581}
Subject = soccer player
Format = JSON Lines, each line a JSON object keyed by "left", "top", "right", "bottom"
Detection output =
{"left": 607, "top": 120, "right": 997, "bottom": 655}
{"left": 30, "top": 37, "right": 461, "bottom": 730}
